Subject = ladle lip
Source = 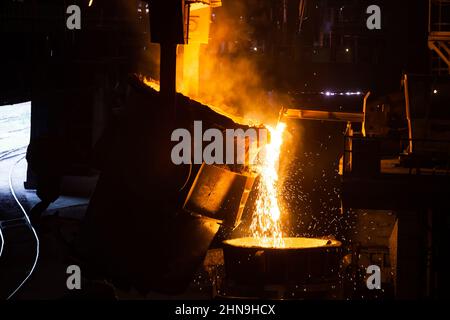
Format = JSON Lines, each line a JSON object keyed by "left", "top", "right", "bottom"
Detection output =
{"left": 223, "top": 237, "right": 342, "bottom": 250}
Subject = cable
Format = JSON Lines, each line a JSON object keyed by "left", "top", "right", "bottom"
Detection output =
{"left": 6, "top": 155, "right": 40, "bottom": 300}
{"left": 0, "top": 149, "right": 26, "bottom": 261}
{"left": 179, "top": 163, "right": 193, "bottom": 191}
{"left": 0, "top": 224, "right": 4, "bottom": 259}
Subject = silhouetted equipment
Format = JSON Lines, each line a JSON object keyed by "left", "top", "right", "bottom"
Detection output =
{"left": 149, "top": 1, "right": 186, "bottom": 45}
{"left": 184, "top": 163, "right": 255, "bottom": 228}
{"left": 341, "top": 74, "right": 450, "bottom": 298}
{"left": 26, "top": 136, "right": 64, "bottom": 222}
{"left": 77, "top": 75, "right": 255, "bottom": 294}
{"left": 146, "top": 1, "right": 185, "bottom": 117}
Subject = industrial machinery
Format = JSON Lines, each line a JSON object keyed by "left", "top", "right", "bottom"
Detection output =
{"left": 221, "top": 237, "right": 342, "bottom": 299}
{"left": 76, "top": 74, "right": 258, "bottom": 294}
{"left": 344, "top": 73, "right": 450, "bottom": 177}
{"left": 340, "top": 73, "right": 450, "bottom": 299}
{"left": 3, "top": 0, "right": 447, "bottom": 301}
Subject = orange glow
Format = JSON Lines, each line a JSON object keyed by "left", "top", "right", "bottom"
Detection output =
{"left": 180, "top": 44, "right": 201, "bottom": 97}
{"left": 140, "top": 75, "right": 252, "bottom": 126}
{"left": 141, "top": 3, "right": 283, "bottom": 126}
{"left": 250, "top": 122, "right": 286, "bottom": 248}
{"left": 141, "top": 76, "right": 160, "bottom": 92}
{"left": 224, "top": 237, "right": 341, "bottom": 249}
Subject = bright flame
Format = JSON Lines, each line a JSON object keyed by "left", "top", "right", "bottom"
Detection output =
{"left": 141, "top": 76, "right": 161, "bottom": 92}
{"left": 250, "top": 122, "right": 286, "bottom": 248}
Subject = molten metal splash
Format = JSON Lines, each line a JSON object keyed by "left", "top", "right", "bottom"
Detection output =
{"left": 250, "top": 122, "right": 286, "bottom": 248}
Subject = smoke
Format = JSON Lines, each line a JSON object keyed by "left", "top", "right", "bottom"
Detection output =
{"left": 136, "top": 1, "right": 290, "bottom": 125}
{"left": 186, "top": 1, "right": 287, "bottom": 125}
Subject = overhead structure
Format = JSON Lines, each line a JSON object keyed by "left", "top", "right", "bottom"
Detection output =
{"left": 147, "top": 0, "right": 221, "bottom": 108}
{"left": 428, "top": 0, "right": 450, "bottom": 74}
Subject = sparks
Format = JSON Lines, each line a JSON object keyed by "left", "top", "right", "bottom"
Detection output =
{"left": 250, "top": 122, "right": 286, "bottom": 247}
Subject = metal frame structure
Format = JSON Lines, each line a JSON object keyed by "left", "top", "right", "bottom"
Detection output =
{"left": 428, "top": 0, "right": 450, "bottom": 74}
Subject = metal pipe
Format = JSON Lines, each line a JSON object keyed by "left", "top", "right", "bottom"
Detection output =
{"left": 283, "top": 108, "right": 364, "bottom": 123}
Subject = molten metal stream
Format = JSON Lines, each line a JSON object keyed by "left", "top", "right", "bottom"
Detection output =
{"left": 250, "top": 122, "right": 286, "bottom": 248}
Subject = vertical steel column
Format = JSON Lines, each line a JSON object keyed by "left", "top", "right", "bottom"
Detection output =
{"left": 160, "top": 42, "right": 178, "bottom": 119}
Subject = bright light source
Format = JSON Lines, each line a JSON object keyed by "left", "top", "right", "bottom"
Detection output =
{"left": 253, "top": 47, "right": 258, "bottom": 52}
{"left": 345, "top": 48, "right": 350, "bottom": 52}
{"left": 0, "top": 101, "right": 31, "bottom": 154}
{"left": 322, "top": 91, "right": 362, "bottom": 96}
{"left": 250, "top": 123, "right": 286, "bottom": 247}
{"left": 433, "top": 89, "right": 438, "bottom": 94}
